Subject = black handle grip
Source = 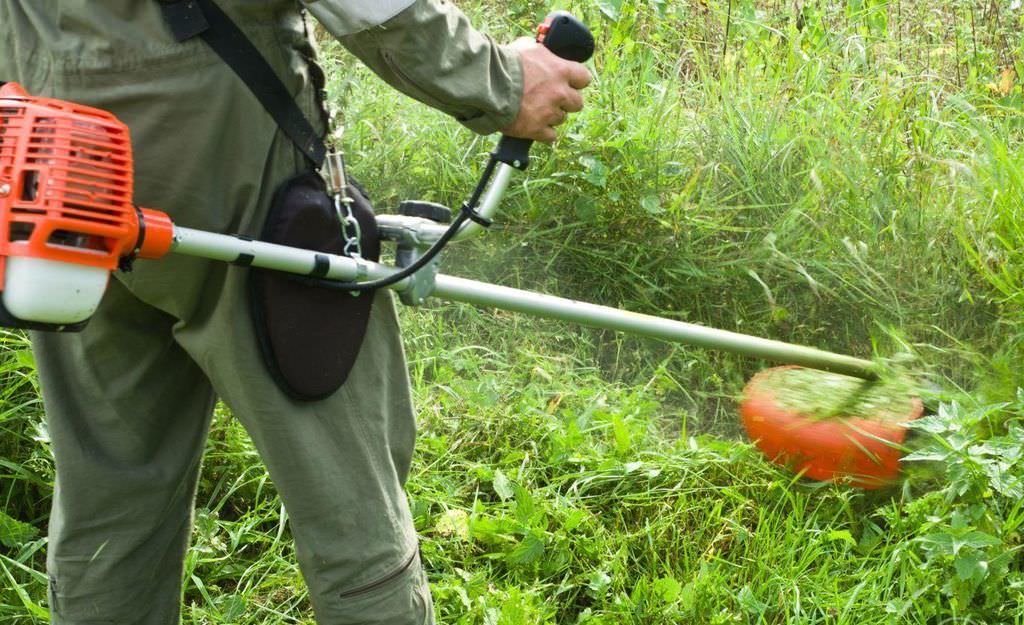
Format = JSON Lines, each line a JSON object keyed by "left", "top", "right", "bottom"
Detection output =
{"left": 538, "top": 11, "right": 596, "bottom": 63}
{"left": 494, "top": 11, "right": 594, "bottom": 170}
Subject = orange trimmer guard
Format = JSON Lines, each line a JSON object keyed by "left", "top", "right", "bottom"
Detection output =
{"left": 740, "top": 366, "right": 923, "bottom": 489}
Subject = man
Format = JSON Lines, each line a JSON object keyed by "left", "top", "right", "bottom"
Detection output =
{"left": 0, "top": 1, "right": 591, "bottom": 623}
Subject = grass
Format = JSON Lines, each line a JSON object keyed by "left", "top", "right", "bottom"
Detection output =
{"left": 3, "top": 0, "right": 1024, "bottom": 623}
{"left": 744, "top": 366, "right": 920, "bottom": 421}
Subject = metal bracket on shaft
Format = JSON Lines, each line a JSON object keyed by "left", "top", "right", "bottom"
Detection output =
{"left": 395, "top": 243, "right": 440, "bottom": 306}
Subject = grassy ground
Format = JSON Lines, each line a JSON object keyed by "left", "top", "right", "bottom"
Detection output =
{"left": 3, "top": 0, "right": 1024, "bottom": 623}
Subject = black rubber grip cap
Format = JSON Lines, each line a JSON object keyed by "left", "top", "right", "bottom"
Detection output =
{"left": 398, "top": 200, "right": 453, "bottom": 223}
{"left": 542, "top": 11, "right": 595, "bottom": 63}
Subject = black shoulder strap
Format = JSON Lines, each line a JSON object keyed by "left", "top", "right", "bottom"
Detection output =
{"left": 157, "top": 0, "right": 327, "bottom": 168}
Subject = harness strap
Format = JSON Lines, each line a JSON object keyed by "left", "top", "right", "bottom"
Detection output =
{"left": 157, "top": 0, "right": 327, "bottom": 168}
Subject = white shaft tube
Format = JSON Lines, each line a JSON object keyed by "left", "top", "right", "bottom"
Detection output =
{"left": 171, "top": 227, "right": 409, "bottom": 288}
{"left": 432, "top": 275, "right": 878, "bottom": 379}
{"left": 170, "top": 226, "right": 877, "bottom": 379}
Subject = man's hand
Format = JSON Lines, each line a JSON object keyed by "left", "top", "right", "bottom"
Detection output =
{"left": 501, "top": 38, "right": 593, "bottom": 143}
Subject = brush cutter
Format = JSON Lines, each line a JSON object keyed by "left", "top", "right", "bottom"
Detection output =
{"left": 0, "top": 13, "right": 919, "bottom": 487}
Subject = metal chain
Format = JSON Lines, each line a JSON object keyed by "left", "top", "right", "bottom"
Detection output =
{"left": 336, "top": 190, "right": 363, "bottom": 260}
{"left": 324, "top": 148, "right": 362, "bottom": 260}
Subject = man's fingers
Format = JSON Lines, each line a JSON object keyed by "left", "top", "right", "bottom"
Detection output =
{"left": 564, "top": 62, "right": 593, "bottom": 90}
{"left": 561, "top": 87, "right": 584, "bottom": 113}
{"left": 537, "top": 126, "right": 557, "bottom": 143}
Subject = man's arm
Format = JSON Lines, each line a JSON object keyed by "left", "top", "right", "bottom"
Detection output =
{"left": 303, "top": 0, "right": 591, "bottom": 141}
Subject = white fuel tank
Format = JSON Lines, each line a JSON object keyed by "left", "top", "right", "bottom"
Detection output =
{"left": 2, "top": 256, "right": 108, "bottom": 325}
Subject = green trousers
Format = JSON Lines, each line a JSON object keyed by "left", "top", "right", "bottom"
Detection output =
{"left": 3, "top": 10, "right": 433, "bottom": 625}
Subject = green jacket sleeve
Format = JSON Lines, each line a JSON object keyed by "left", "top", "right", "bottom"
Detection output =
{"left": 303, "top": 0, "right": 522, "bottom": 135}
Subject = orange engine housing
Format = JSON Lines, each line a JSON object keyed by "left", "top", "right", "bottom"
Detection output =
{"left": 0, "top": 82, "right": 172, "bottom": 292}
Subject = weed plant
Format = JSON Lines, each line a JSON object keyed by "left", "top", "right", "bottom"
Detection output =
{"left": 2, "top": 1, "right": 1023, "bottom": 623}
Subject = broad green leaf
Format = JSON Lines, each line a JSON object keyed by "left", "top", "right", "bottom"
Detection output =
{"left": 506, "top": 531, "right": 544, "bottom": 564}
{"left": 593, "top": 0, "right": 622, "bottom": 21}
{"left": 573, "top": 196, "right": 598, "bottom": 223}
{"left": 612, "top": 413, "right": 631, "bottom": 455}
{"left": 492, "top": 469, "right": 514, "bottom": 501}
{"left": 679, "top": 581, "right": 697, "bottom": 611}
{"left": 971, "top": 439, "right": 1022, "bottom": 461}
{"left": 909, "top": 414, "right": 955, "bottom": 434}
{"left": 0, "top": 511, "right": 39, "bottom": 548}
{"left": 985, "top": 462, "right": 1024, "bottom": 498}
{"left": 901, "top": 449, "right": 949, "bottom": 463}
{"left": 14, "top": 348, "right": 35, "bottom": 372}
{"left": 827, "top": 529, "right": 856, "bottom": 546}
{"left": 652, "top": 576, "right": 681, "bottom": 602}
{"left": 468, "top": 516, "right": 505, "bottom": 544}
{"left": 959, "top": 530, "right": 1002, "bottom": 551}
{"left": 917, "top": 532, "right": 955, "bottom": 556}
{"left": 586, "top": 569, "right": 612, "bottom": 598}
{"left": 513, "top": 485, "right": 537, "bottom": 524}
{"left": 580, "top": 156, "right": 609, "bottom": 188}
{"left": 216, "top": 594, "right": 247, "bottom": 621}
{"left": 641, "top": 194, "right": 663, "bottom": 215}
{"left": 738, "top": 585, "right": 768, "bottom": 615}
{"left": 562, "top": 508, "right": 588, "bottom": 532}
{"left": 954, "top": 553, "right": 988, "bottom": 582}
{"left": 483, "top": 607, "right": 499, "bottom": 625}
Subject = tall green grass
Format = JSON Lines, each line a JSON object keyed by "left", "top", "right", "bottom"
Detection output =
{"left": 333, "top": 0, "right": 1017, "bottom": 377}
